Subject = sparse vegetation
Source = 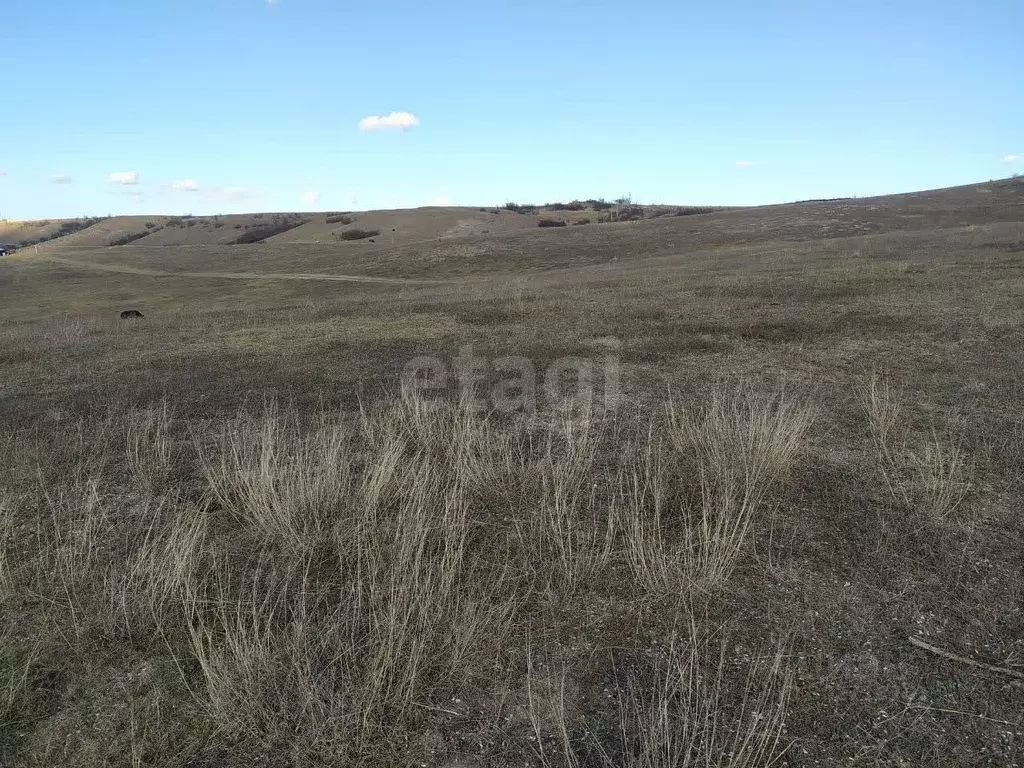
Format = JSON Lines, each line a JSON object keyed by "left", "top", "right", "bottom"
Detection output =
{"left": 325, "top": 214, "right": 354, "bottom": 225}
{"left": 538, "top": 219, "right": 567, "bottom": 228}
{"left": 0, "top": 385, "right": 810, "bottom": 765}
{"left": 673, "top": 205, "right": 725, "bottom": 216}
{"left": 338, "top": 227, "right": 380, "bottom": 240}
{"left": 14, "top": 216, "right": 108, "bottom": 247}
{"left": 598, "top": 200, "right": 645, "bottom": 223}
{"left": 231, "top": 214, "right": 309, "bottom": 244}
{"left": 108, "top": 231, "right": 151, "bottom": 246}
{"left": 545, "top": 200, "right": 587, "bottom": 211}
{"left": 504, "top": 202, "right": 538, "bottom": 215}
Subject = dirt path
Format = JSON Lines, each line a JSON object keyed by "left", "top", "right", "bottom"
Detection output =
{"left": 29, "top": 255, "right": 455, "bottom": 285}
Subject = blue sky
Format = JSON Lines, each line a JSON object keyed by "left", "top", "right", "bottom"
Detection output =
{"left": 2, "top": 0, "right": 1021, "bottom": 219}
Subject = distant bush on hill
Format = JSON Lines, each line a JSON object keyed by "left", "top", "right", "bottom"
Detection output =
{"left": 232, "top": 214, "right": 309, "bottom": 244}
{"left": 673, "top": 206, "right": 728, "bottom": 216}
{"left": 598, "top": 206, "right": 644, "bottom": 223}
{"left": 538, "top": 219, "right": 567, "bottom": 228}
{"left": 326, "top": 214, "right": 354, "bottom": 225}
{"left": 108, "top": 231, "right": 150, "bottom": 246}
{"left": 587, "top": 198, "right": 614, "bottom": 211}
{"left": 574, "top": 218, "right": 591, "bottom": 225}
{"left": 504, "top": 202, "right": 538, "bottom": 215}
{"left": 545, "top": 200, "right": 586, "bottom": 211}
{"left": 15, "top": 216, "right": 108, "bottom": 247}
{"left": 339, "top": 228, "right": 380, "bottom": 241}
{"left": 55, "top": 217, "right": 105, "bottom": 236}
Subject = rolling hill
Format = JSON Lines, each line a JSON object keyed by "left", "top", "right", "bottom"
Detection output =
{"left": 1, "top": 177, "right": 1023, "bottom": 767}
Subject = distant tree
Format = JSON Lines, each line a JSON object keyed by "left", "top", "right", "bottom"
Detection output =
{"left": 339, "top": 228, "right": 380, "bottom": 240}
{"left": 232, "top": 218, "right": 310, "bottom": 244}
{"left": 108, "top": 231, "right": 150, "bottom": 246}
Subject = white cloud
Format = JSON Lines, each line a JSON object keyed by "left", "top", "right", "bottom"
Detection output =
{"left": 171, "top": 178, "right": 199, "bottom": 192}
{"left": 359, "top": 111, "right": 419, "bottom": 132}
{"left": 431, "top": 195, "right": 451, "bottom": 206}
{"left": 1003, "top": 154, "right": 1021, "bottom": 164}
{"left": 50, "top": 173, "right": 72, "bottom": 184}
{"left": 301, "top": 189, "right": 321, "bottom": 205}
{"left": 734, "top": 160, "right": 755, "bottom": 168}
{"left": 109, "top": 170, "right": 140, "bottom": 185}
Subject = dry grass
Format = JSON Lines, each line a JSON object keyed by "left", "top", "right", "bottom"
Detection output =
{"left": 0, "top": 386, "right": 813, "bottom": 764}
{"left": 526, "top": 619, "right": 795, "bottom": 768}
{"left": 669, "top": 386, "right": 814, "bottom": 587}
{"left": 862, "top": 375, "right": 973, "bottom": 524}
{"left": 606, "top": 624, "right": 793, "bottom": 768}
{"left": 863, "top": 374, "right": 910, "bottom": 505}
{"left": 125, "top": 404, "right": 177, "bottom": 494}
{"left": 617, "top": 387, "right": 814, "bottom": 596}
{"left": 912, "top": 428, "right": 971, "bottom": 521}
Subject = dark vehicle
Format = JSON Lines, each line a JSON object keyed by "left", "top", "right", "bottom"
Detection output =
{"left": 0, "top": 246, "right": 9, "bottom": 257}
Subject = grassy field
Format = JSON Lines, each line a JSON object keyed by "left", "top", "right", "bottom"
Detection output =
{"left": 1, "top": 179, "right": 1023, "bottom": 766}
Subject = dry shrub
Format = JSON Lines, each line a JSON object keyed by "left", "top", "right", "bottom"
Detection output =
{"left": 124, "top": 404, "right": 178, "bottom": 494}
{"left": 118, "top": 497, "right": 210, "bottom": 634}
{"left": 43, "top": 480, "right": 122, "bottom": 645}
{"left": 607, "top": 623, "right": 794, "bottom": 768}
{"left": 517, "top": 407, "right": 616, "bottom": 593}
{"left": 185, "top": 392, "right": 520, "bottom": 760}
{"left": 912, "top": 428, "right": 971, "bottom": 520}
{"left": 672, "top": 386, "right": 813, "bottom": 587}
{"left": 526, "top": 621, "right": 795, "bottom": 768}
{"left": 617, "top": 433, "right": 678, "bottom": 595}
{"left": 619, "top": 384, "right": 814, "bottom": 594}
{"left": 862, "top": 374, "right": 910, "bottom": 504}
{"left": 861, "top": 375, "right": 973, "bottom": 523}
{"left": 204, "top": 403, "right": 355, "bottom": 552}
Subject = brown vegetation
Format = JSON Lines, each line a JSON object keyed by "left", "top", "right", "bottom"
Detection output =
{"left": 1, "top": 178, "right": 1023, "bottom": 766}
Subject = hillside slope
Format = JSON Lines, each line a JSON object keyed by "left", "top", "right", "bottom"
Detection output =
{"left": 2, "top": 176, "right": 1024, "bottom": 767}
{"left": 13, "top": 177, "right": 1022, "bottom": 257}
